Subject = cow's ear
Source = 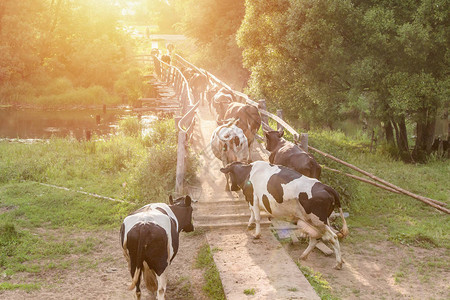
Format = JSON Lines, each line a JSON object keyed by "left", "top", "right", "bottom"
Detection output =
{"left": 184, "top": 195, "right": 192, "bottom": 206}
{"left": 169, "top": 195, "right": 174, "bottom": 205}
{"left": 278, "top": 129, "right": 284, "bottom": 138}
{"left": 220, "top": 167, "right": 228, "bottom": 174}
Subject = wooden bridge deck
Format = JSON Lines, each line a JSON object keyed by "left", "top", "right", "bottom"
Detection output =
{"left": 190, "top": 104, "right": 320, "bottom": 300}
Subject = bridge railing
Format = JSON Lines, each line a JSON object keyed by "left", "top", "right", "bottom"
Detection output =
{"left": 151, "top": 54, "right": 200, "bottom": 194}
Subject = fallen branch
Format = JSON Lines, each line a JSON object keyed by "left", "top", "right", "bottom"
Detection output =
{"left": 322, "top": 165, "right": 402, "bottom": 195}
{"left": 36, "top": 182, "right": 134, "bottom": 204}
{"left": 309, "top": 146, "right": 449, "bottom": 214}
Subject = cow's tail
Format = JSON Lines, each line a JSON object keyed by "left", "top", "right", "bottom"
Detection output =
{"left": 128, "top": 232, "right": 145, "bottom": 290}
{"left": 326, "top": 186, "right": 349, "bottom": 239}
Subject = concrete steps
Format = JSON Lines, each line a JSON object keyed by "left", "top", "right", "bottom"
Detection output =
{"left": 193, "top": 198, "right": 272, "bottom": 229}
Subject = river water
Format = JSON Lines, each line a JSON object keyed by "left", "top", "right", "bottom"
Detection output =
{"left": 0, "top": 108, "right": 142, "bottom": 140}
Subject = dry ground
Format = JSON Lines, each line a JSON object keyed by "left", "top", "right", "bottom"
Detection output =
{"left": 283, "top": 229, "right": 450, "bottom": 299}
{"left": 3, "top": 225, "right": 447, "bottom": 300}
{"left": 0, "top": 230, "right": 209, "bottom": 300}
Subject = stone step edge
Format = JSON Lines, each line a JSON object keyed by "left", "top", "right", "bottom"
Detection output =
{"left": 194, "top": 212, "right": 270, "bottom": 220}
{"left": 194, "top": 220, "right": 272, "bottom": 229}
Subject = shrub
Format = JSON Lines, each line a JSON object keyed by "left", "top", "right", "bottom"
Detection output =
{"left": 114, "top": 67, "right": 145, "bottom": 105}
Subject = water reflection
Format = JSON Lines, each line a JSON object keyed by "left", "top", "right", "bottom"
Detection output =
{"left": 0, "top": 108, "right": 150, "bottom": 140}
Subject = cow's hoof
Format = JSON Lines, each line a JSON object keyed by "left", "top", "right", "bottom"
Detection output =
{"left": 299, "top": 254, "right": 308, "bottom": 261}
{"left": 253, "top": 234, "right": 261, "bottom": 239}
{"left": 225, "top": 186, "right": 230, "bottom": 191}
{"left": 247, "top": 223, "right": 256, "bottom": 230}
{"left": 333, "top": 263, "right": 343, "bottom": 270}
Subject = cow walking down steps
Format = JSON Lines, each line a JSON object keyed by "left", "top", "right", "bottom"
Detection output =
{"left": 120, "top": 195, "right": 194, "bottom": 299}
{"left": 220, "top": 161, "right": 349, "bottom": 269}
{"left": 211, "top": 119, "right": 249, "bottom": 190}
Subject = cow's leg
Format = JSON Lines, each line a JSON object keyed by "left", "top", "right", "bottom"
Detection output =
{"left": 322, "top": 226, "right": 343, "bottom": 270}
{"left": 135, "top": 276, "right": 142, "bottom": 300}
{"left": 225, "top": 173, "right": 230, "bottom": 191}
{"left": 156, "top": 271, "right": 168, "bottom": 300}
{"left": 247, "top": 205, "right": 256, "bottom": 230}
{"left": 252, "top": 203, "right": 262, "bottom": 239}
{"left": 299, "top": 236, "right": 319, "bottom": 261}
{"left": 248, "top": 140, "right": 254, "bottom": 163}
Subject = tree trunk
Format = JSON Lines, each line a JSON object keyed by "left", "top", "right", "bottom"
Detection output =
{"left": 397, "top": 117, "right": 409, "bottom": 152}
{"left": 383, "top": 120, "right": 395, "bottom": 146}
{"left": 413, "top": 108, "right": 436, "bottom": 161}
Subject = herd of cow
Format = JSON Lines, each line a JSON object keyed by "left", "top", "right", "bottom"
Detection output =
{"left": 120, "top": 65, "right": 349, "bottom": 299}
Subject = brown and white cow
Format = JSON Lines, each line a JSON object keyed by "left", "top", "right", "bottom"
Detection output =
{"left": 120, "top": 195, "right": 194, "bottom": 299}
{"left": 210, "top": 87, "right": 236, "bottom": 120}
{"left": 210, "top": 120, "right": 249, "bottom": 190}
{"left": 265, "top": 129, "right": 322, "bottom": 179}
{"left": 189, "top": 72, "right": 209, "bottom": 105}
{"left": 220, "top": 161, "right": 348, "bottom": 269}
{"left": 222, "top": 102, "right": 261, "bottom": 161}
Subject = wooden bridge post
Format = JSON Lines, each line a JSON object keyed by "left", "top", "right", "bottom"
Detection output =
{"left": 301, "top": 133, "right": 308, "bottom": 152}
{"left": 174, "top": 116, "right": 181, "bottom": 131}
{"left": 258, "top": 99, "right": 269, "bottom": 128}
{"left": 277, "top": 109, "right": 284, "bottom": 131}
{"left": 175, "top": 130, "right": 187, "bottom": 194}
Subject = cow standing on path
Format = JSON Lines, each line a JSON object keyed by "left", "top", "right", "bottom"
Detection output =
{"left": 210, "top": 87, "right": 235, "bottom": 120}
{"left": 222, "top": 102, "right": 261, "bottom": 162}
{"left": 210, "top": 120, "right": 249, "bottom": 190}
{"left": 189, "top": 72, "right": 209, "bottom": 105}
{"left": 120, "top": 195, "right": 194, "bottom": 300}
{"left": 220, "top": 161, "right": 348, "bottom": 269}
{"left": 265, "top": 129, "right": 322, "bottom": 179}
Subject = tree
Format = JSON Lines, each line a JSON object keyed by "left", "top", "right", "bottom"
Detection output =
{"left": 176, "top": 0, "right": 248, "bottom": 89}
{"left": 237, "top": 0, "right": 449, "bottom": 160}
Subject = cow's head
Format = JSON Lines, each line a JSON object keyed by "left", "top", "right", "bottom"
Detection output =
{"left": 264, "top": 129, "right": 284, "bottom": 151}
{"left": 220, "top": 161, "right": 252, "bottom": 191}
{"left": 169, "top": 195, "right": 194, "bottom": 233}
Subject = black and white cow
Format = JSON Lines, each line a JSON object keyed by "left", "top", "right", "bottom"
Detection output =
{"left": 265, "top": 129, "right": 322, "bottom": 179}
{"left": 210, "top": 120, "right": 249, "bottom": 190}
{"left": 222, "top": 102, "right": 262, "bottom": 162}
{"left": 220, "top": 161, "right": 348, "bottom": 269}
{"left": 120, "top": 195, "right": 194, "bottom": 299}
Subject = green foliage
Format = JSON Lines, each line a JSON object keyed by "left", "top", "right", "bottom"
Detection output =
{"left": 118, "top": 116, "right": 143, "bottom": 138}
{"left": 195, "top": 244, "right": 225, "bottom": 300}
{"left": 0, "top": 0, "right": 138, "bottom": 108}
{"left": 237, "top": 0, "right": 449, "bottom": 157}
{"left": 114, "top": 67, "right": 145, "bottom": 105}
{"left": 176, "top": 0, "right": 248, "bottom": 89}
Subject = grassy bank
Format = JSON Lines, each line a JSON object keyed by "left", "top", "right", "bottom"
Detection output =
{"left": 307, "top": 130, "right": 449, "bottom": 249}
{"left": 0, "top": 117, "right": 196, "bottom": 290}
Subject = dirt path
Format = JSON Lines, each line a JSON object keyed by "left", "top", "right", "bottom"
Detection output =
{"left": 1, "top": 230, "right": 209, "bottom": 300}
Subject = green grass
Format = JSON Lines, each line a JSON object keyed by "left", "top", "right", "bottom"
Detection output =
{"left": 297, "top": 264, "right": 339, "bottom": 300}
{"left": 304, "top": 129, "right": 450, "bottom": 250}
{"left": 243, "top": 288, "right": 255, "bottom": 295}
{"left": 0, "top": 282, "right": 41, "bottom": 292}
{"left": 195, "top": 244, "right": 225, "bottom": 300}
{"left": 0, "top": 118, "right": 194, "bottom": 291}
